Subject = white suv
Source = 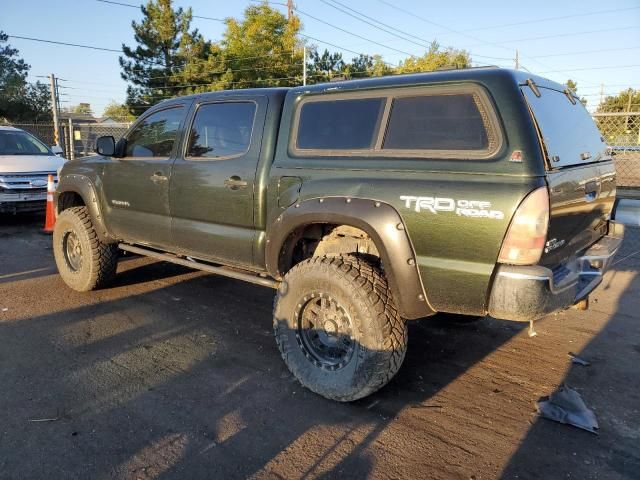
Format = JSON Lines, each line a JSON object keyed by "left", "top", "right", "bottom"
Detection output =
{"left": 0, "top": 126, "right": 65, "bottom": 214}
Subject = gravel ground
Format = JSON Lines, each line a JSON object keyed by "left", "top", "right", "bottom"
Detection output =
{"left": 0, "top": 213, "right": 639, "bottom": 479}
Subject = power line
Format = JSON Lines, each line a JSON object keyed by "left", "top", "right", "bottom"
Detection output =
{"left": 93, "top": 0, "right": 403, "bottom": 71}
{"left": 373, "top": 0, "right": 600, "bottom": 86}
{"left": 15, "top": 33, "right": 303, "bottom": 78}
{"left": 318, "top": 0, "right": 428, "bottom": 51}
{"left": 538, "top": 64, "right": 640, "bottom": 74}
{"left": 95, "top": 0, "right": 225, "bottom": 22}
{"left": 443, "top": 5, "right": 640, "bottom": 34}
{"left": 530, "top": 46, "right": 640, "bottom": 59}
{"left": 470, "top": 26, "right": 639, "bottom": 47}
{"left": 294, "top": 7, "right": 416, "bottom": 57}
{"left": 8, "top": 34, "right": 121, "bottom": 53}
{"left": 319, "top": 0, "right": 512, "bottom": 62}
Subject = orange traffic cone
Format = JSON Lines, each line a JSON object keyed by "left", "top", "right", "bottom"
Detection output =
{"left": 43, "top": 174, "right": 56, "bottom": 233}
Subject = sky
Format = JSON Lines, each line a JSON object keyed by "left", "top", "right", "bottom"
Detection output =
{"left": 2, "top": 0, "right": 640, "bottom": 115}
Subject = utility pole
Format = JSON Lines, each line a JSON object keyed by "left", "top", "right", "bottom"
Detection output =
{"left": 68, "top": 117, "right": 75, "bottom": 161}
{"left": 303, "top": 45, "right": 307, "bottom": 86}
{"left": 287, "top": 0, "right": 294, "bottom": 20}
{"left": 599, "top": 83, "right": 604, "bottom": 106}
{"left": 515, "top": 50, "right": 519, "bottom": 70}
{"left": 48, "top": 73, "right": 61, "bottom": 148}
{"left": 624, "top": 87, "right": 633, "bottom": 131}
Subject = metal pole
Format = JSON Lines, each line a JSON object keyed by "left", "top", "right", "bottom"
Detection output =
{"left": 624, "top": 88, "right": 633, "bottom": 131}
{"left": 303, "top": 45, "right": 307, "bottom": 86}
{"left": 49, "top": 73, "right": 60, "bottom": 147}
{"left": 515, "top": 50, "right": 519, "bottom": 70}
{"left": 68, "top": 118, "right": 75, "bottom": 161}
{"left": 599, "top": 83, "right": 604, "bottom": 106}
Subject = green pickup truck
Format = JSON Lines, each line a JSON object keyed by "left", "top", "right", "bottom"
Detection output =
{"left": 53, "top": 68, "right": 623, "bottom": 401}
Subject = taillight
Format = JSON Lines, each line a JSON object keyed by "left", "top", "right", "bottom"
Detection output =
{"left": 498, "top": 187, "right": 549, "bottom": 265}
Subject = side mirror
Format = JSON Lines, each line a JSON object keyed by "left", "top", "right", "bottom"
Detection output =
{"left": 96, "top": 136, "right": 116, "bottom": 156}
{"left": 51, "top": 145, "right": 63, "bottom": 156}
{"left": 114, "top": 137, "right": 127, "bottom": 158}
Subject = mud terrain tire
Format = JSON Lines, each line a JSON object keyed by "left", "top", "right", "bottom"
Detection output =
{"left": 53, "top": 206, "right": 119, "bottom": 292}
{"left": 273, "top": 254, "right": 408, "bottom": 402}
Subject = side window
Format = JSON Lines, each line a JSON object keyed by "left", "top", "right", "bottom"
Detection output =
{"left": 125, "top": 107, "right": 183, "bottom": 158}
{"left": 186, "top": 102, "right": 256, "bottom": 159}
{"left": 289, "top": 86, "right": 501, "bottom": 159}
{"left": 296, "top": 97, "right": 385, "bottom": 150}
{"left": 383, "top": 94, "right": 492, "bottom": 151}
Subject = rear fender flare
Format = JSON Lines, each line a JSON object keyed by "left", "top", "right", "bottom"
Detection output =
{"left": 265, "top": 197, "right": 434, "bottom": 319}
{"left": 55, "top": 174, "right": 113, "bottom": 243}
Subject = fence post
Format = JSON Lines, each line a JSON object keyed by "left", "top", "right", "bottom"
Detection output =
{"left": 48, "top": 73, "right": 61, "bottom": 148}
{"left": 68, "top": 118, "right": 75, "bottom": 161}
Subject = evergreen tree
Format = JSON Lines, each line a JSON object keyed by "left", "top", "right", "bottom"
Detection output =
{"left": 306, "top": 49, "right": 346, "bottom": 83}
{"left": 119, "top": 0, "right": 213, "bottom": 113}
{"left": 344, "top": 54, "right": 392, "bottom": 79}
{"left": 565, "top": 79, "right": 587, "bottom": 106}
{"left": 0, "top": 31, "right": 51, "bottom": 122}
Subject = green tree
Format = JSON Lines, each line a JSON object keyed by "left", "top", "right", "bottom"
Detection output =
{"left": 221, "top": 3, "right": 304, "bottom": 88}
{"left": 120, "top": 0, "right": 213, "bottom": 113}
{"left": 72, "top": 103, "right": 92, "bottom": 115}
{"left": 306, "top": 49, "right": 346, "bottom": 83}
{"left": 595, "top": 88, "right": 640, "bottom": 144}
{"left": 565, "top": 79, "right": 587, "bottom": 106}
{"left": 395, "top": 41, "right": 470, "bottom": 73}
{"left": 103, "top": 102, "right": 136, "bottom": 122}
{"left": 343, "top": 54, "right": 393, "bottom": 79}
{"left": 0, "top": 31, "right": 51, "bottom": 122}
{"left": 597, "top": 88, "right": 640, "bottom": 113}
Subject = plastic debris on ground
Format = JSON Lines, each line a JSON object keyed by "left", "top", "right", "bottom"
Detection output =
{"left": 568, "top": 352, "right": 591, "bottom": 366}
{"left": 537, "top": 385, "right": 599, "bottom": 434}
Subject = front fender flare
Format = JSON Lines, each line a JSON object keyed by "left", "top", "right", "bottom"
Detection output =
{"left": 55, "top": 174, "right": 113, "bottom": 243}
{"left": 265, "top": 197, "right": 434, "bottom": 320}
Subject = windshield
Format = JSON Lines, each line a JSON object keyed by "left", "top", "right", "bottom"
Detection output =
{"left": 0, "top": 130, "right": 52, "bottom": 156}
{"left": 522, "top": 86, "right": 607, "bottom": 168}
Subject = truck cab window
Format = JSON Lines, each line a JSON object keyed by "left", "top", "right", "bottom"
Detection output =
{"left": 383, "top": 94, "right": 491, "bottom": 151}
{"left": 187, "top": 102, "right": 256, "bottom": 159}
{"left": 125, "top": 107, "right": 183, "bottom": 158}
{"left": 296, "top": 97, "right": 385, "bottom": 150}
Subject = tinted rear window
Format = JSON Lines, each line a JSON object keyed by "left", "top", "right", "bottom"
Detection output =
{"left": 523, "top": 86, "right": 607, "bottom": 168}
{"left": 384, "top": 94, "right": 489, "bottom": 150}
{"left": 296, "top": 97, "right": 385, "bottom": 150}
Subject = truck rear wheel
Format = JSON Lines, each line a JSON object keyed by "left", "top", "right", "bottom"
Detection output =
{"left": 273, "top": 254, "right": 408, "bottom": 402}
{"left": 53, "top": 206, "right": 119, "bottom": 292}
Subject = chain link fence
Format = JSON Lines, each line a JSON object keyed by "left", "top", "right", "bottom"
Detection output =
{"left": 592, "top": 112, "right": 640, "bottom": 192}
{"left": 3, "top": 114, "right": 640, "bottom": 190}
{"left": 69, "top": 123, "right": 131, "bottom": 158}
{"left": 1, "top": 121, "right": 131, "bottom": 159}
{"left": 3, "top": 123, "right": 57, "bottom": 148}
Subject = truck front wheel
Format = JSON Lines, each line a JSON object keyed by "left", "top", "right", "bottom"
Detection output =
{"left": 53, "top": 206, "right": 119, "bottom": 292}
{"left": 273, "top": 254, "right": 408, "bottom": 401}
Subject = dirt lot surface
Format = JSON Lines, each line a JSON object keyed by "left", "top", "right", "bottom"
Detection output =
{"left": 1, "top": 214, "right": 639, "bottom": 480}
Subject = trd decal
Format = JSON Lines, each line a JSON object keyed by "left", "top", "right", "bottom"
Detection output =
{"left": 399, "top": 195, "right": 504, "bottom": 220}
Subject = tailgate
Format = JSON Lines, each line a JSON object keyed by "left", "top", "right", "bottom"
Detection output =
{"left": 522, "top": 84, "right": 616, "bottom": 266}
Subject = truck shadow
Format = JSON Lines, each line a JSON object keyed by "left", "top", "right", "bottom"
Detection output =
{"left": 0, "top": 251, "right": 528, "bottom": 478}
{"left": 500, "top": 228, "right": 640, "bottom": 479}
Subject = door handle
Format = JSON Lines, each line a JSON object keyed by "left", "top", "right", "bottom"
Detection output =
{"left": 150, "top": 172, "right": 168, "bottom": 184}
{"left": 225, "top": 176, "right": 248, "bottom": 190}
